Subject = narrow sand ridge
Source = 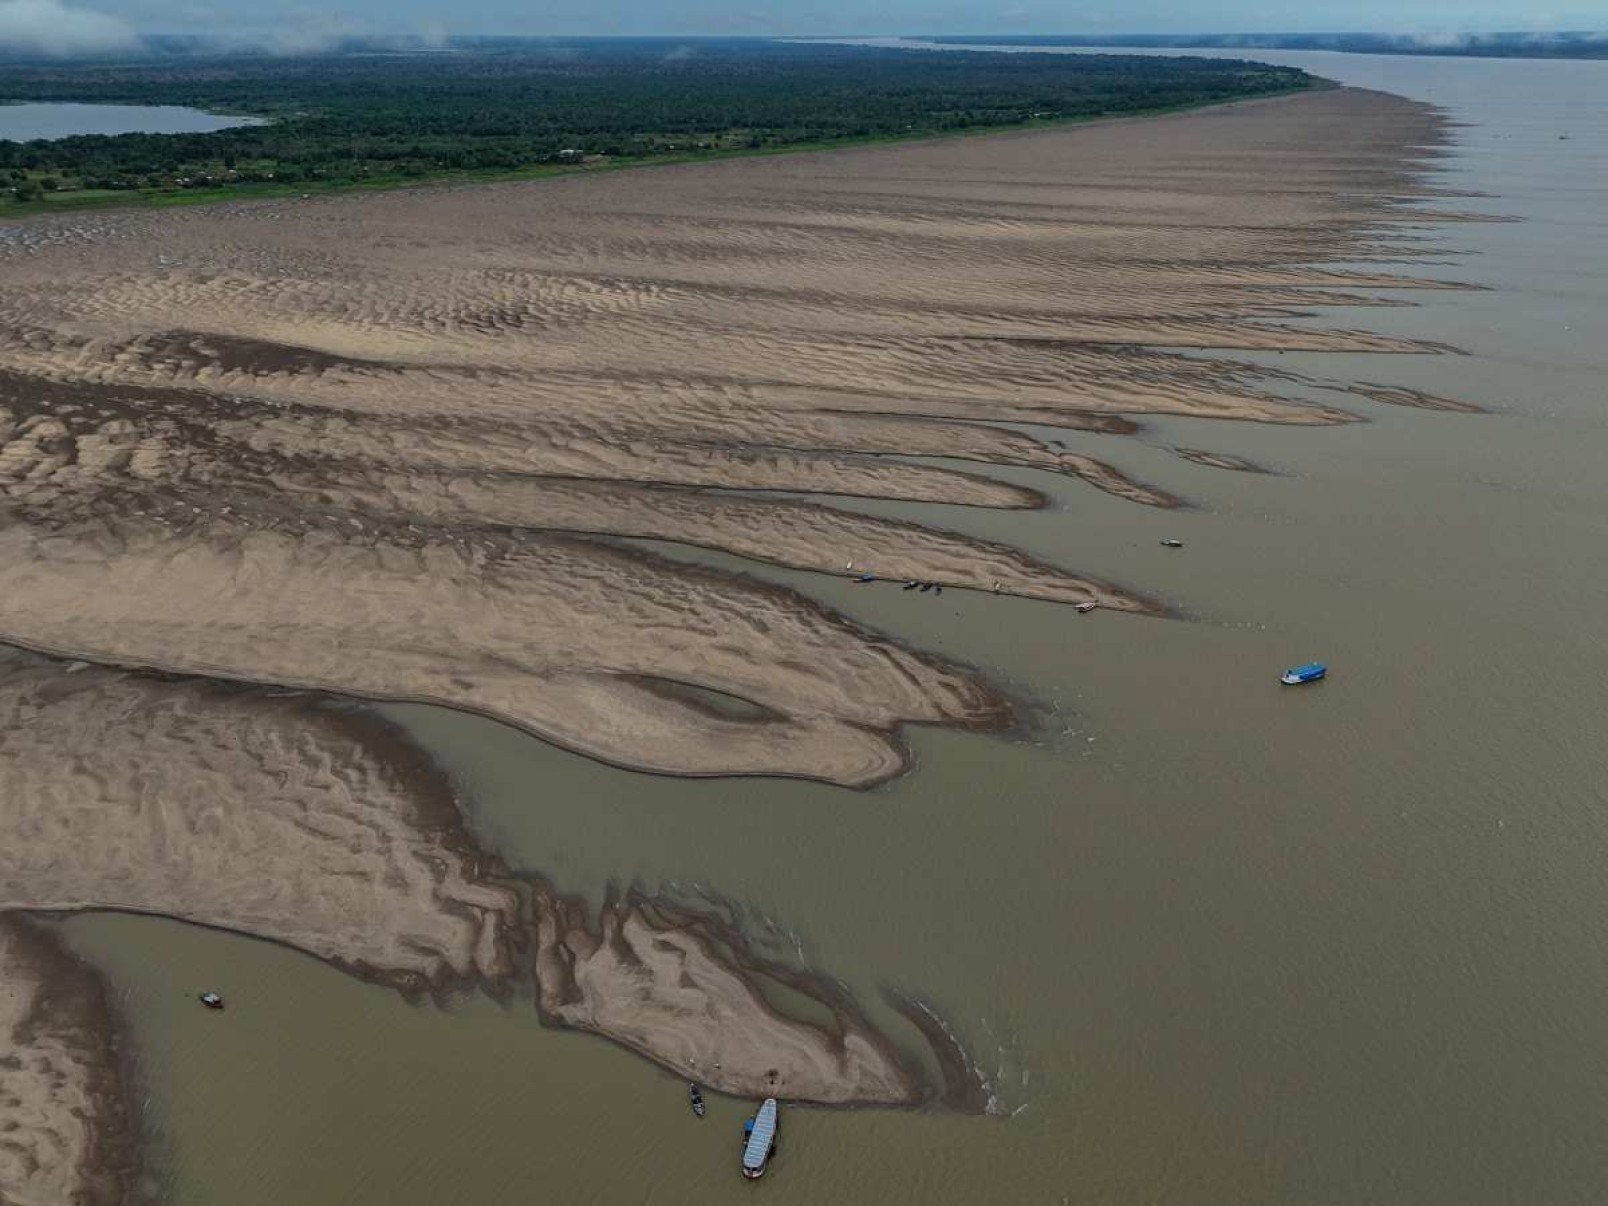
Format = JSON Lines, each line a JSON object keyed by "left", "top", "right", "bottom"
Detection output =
{"left": 535, "top": 888, "right": 921, "bottom": 1105}
{"left": 0, "top": 88, "right": 1477, "bottom": 783}
{"left": 0, "top": 659, "right": 934, "bottom": 1113}
{"left": 0, "top": 915, "right": 138, "bottom": 1206}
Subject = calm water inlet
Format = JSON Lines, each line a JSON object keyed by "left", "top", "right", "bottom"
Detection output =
{"left": 0, "top": 102, "right": 262, "bottom": 141}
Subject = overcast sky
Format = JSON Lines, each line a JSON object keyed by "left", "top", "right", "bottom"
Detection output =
{"left": 2, "top": 0, "right": 1603, "bottom": 58}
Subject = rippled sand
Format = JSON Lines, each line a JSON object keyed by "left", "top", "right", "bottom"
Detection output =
{"left": 0, "top": 86, "right": 1476, "bottom": 1187}
{"left": 0, "top": 87, "right": 1465, "bottom": 786}
{"left": 0, "top": 657, "right": 931, "bottom": 1201}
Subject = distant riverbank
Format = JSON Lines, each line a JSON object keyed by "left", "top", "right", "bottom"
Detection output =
{"left": 0, "top": 41, "right": 1315, "bottom": 218}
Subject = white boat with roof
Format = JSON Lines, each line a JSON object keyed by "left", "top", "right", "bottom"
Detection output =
{"left": 741, "top": 1097, "right": 778, "bottom": 1179}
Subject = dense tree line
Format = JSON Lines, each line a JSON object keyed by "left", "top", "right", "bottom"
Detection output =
{"left": 0, "top": 41, "right": 1314, "bottom": 206}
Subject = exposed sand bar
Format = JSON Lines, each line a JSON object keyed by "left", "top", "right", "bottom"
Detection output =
{"left": 0, "top": 519, "right": 1010, "bottom": 785}
{"left": 0, "top": 659, "right": 931, "bottom": 1107}
{"left": 0, "top": 86, "right": 1480, "bottom": 1186}
{"left": 0, "top": 87, "right": 1474, "bottom": 784}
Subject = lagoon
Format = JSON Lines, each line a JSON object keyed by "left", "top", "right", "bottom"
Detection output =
{"left": 0, "top": 101, "right": 262, "bottom": 141}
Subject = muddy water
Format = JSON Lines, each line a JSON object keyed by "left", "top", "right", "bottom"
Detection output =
{"left": 62, "top": 55, "right": 1608, "bottom": 1203}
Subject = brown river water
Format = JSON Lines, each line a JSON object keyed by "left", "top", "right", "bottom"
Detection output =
{"left": 45, "top": 51, "right": 1608, "bottom": 1203}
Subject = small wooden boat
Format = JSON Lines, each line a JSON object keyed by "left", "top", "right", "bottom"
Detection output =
{"left": 1160, "top": 538, "right": 1184, "bottom": 548}
{"left": 1075, "top": 601, "right": 1098, "bottom": 613}
{"left": 689, "top": 1083, "right": 706, "bottom": 1117}
{"left": 1281, "top": 662, "right": 1328, "bottom": 685}
{"left": 198, "top": 992, "right": 224, "bottom": 1010}
{"left": 741, "top": 1097, "right": 779, "bottom": 1179}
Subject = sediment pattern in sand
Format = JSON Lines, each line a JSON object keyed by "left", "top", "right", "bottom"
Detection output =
{"left": 0, "top": 915, "right": 137, "bottom": 1206}
{"left": 535, "top": 887, "right": 921, "bottom": 1105}
{"left": 0, "top": 662, "right": 519, "bottom": 987}
{"left": 0, "top": 87, "right": 1469, "bottom": 785}
{"left": 0, "top": 659, "right": 927, "bottom": 1109}
{"left": 0, "top": 87, "right": 1476, "bottom": 1178}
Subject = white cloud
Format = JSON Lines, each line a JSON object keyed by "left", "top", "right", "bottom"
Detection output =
{"left": 0, "top": 0, "right": 139, "bottom": 55}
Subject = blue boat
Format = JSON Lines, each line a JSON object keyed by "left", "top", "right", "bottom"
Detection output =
{"left": 741, "top": 1098, "right": 779, "bottom": 1179}
{"left": 1281, "top": 662, "right": 1328, "bottom": 685}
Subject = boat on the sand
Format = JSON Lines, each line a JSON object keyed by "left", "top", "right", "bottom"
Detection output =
{"left": 741, "top": 1097, "right": 779, "bottom": 1179}
{"left": 1075, "top": 601, "right": 1098, "bottom": 613}
{"left": 1281, "top": 662, "right": 1328, "bottom": 685}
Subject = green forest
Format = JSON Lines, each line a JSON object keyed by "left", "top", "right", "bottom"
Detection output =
{"left": 0, "top": 40, "right": 1316, "bottom": 214}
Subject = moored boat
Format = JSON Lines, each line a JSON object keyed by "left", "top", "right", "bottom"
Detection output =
{"left": 741, "top": 1097, "right": 779, "bottom": 1179}
{"left": 1281, "top": 662, "right": 1328, "bottom": 685}
{"left": 689, "top": 1083, "right": 705, "bottom": 1118}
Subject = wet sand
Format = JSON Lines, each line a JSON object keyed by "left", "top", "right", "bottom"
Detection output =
{"left": 0, "top": 915, "right": 138, "bottom": 1206}
{"left": 0, "top": 84, "right": 1483, "bottom": 1183}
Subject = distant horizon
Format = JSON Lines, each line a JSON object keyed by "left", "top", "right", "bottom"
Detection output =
{"left": 5, "top": 0, "right": 1608, "bottom": 62}
{"left": 17, "top": 28, "right": 1608, "bottom": 45}
{"left": 3, "top": 0, "right": 1607, "bottom": 63}
{"left": 119, "top": 27, "right": 1608, "bottom": 39}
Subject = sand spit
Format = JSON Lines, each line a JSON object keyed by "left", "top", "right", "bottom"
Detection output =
{"left": 0, "top": 660, "right": 937, "bottom": 1132}
{"left": 1346, "top": 382, "right": 1489, "bottom": 413}
{"left": 0, "top": 915, "right": 138, "bottom": 1206}
{"left": 0, "top": 88, "right": 1476, "bottom": 782}
{"left": 0, "top": 518, "right": 1012, "bottom": 785}
{"left": 1175, "top": 448, "right": 1270, "bottom": 473}
{"left": 535, "top": 887, "right": 920, "bottom": 1105}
